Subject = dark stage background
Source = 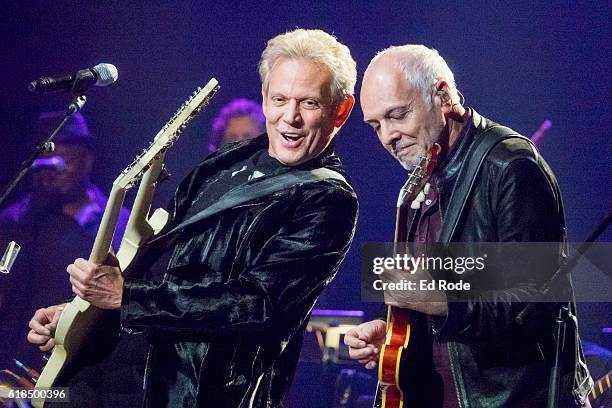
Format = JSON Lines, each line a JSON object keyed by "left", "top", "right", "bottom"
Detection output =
{"left": 1, "top": 0, "right": 610, "bottom": 385}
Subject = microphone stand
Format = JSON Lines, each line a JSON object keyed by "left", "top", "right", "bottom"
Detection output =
{"left": 1, "top": 69, "right": 95, "bottom": 278}
{"left": 0, "top": 93, "right": 87, "bottom": 208}
{"left": 515, "top": 210, "right": 612, "bottom": 408}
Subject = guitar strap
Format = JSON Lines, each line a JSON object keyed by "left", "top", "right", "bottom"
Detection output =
{"left": 437, "top": 125, "right": 532, "bottom": 244}
{"left": 149, "top": 167, "right": 348, "bottom": 244}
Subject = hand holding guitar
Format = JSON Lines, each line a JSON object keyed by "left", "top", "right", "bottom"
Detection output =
{"left": 66, "top": 253, "right": 123, "bottom": 310}
{"left": 27, "top": 304, "right": 65, "bottom": 351}
{"left": 344, "top": 319, "right": 387, "bottom": 369}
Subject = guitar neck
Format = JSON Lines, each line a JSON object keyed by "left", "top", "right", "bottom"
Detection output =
{"left": 89, "top": 185, "right": 127, "bottom": 263}
{"left": 115, "top": 153, "right": 169, "bottom": 271}
{"left": 124, "top": 154, "right": 166, "bottom": 238}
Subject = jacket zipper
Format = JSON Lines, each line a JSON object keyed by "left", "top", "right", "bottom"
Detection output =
{"left": 233, "top": 197, "right": 283, "bottom": 407}
{"left": 447, "top": 341, "right": 465, "bottom": 408}
{"left": 142, "top": 344, "right": 153, "bottom": 405}
{"left": 437, "top": 178, "right": 463, "bottom": 407}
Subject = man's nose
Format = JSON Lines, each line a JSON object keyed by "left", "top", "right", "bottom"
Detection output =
{"left": 379, "top": 121, "right": 400, "bottom": 146}
{"left": 282, "top": 100, "right": 302, "bottom": 126}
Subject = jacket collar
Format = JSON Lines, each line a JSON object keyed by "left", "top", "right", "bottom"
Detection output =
{"left": 435, "top": 108, "right": 489, "bottom": 184}
{"left": 168, "top": 133, "right": 345, "bottom": 224}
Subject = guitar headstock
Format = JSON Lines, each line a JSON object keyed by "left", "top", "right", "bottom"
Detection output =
{"left": 114, "top": 78, "right": 220, "bottom": 190}
{"left": 396, "top": 143, "right": 441, "bottom": 208}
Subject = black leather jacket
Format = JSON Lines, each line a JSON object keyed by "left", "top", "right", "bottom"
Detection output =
{"left": 414, "top": 110, "right": 592, "bottom": 407}
{"left": 120, "top": 136, "right": 358, "bottom": 407}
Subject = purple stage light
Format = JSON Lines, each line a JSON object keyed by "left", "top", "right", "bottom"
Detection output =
{"left": 312, "top": 309, "right": 364, "bottom": 317}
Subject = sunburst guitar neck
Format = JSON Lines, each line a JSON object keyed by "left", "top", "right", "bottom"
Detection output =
{"left": 375, "top": 144, "right": 440, "bottom": 408}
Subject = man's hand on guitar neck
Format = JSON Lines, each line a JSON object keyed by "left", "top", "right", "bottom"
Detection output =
{"left": 27, "top": 303, "right": 65, "bottom": 351}
{"left": 66, "top": 252, "right": 124, "bottom": 310}
{"left": 344, "top": 320, "right": 387, "bottom": 369}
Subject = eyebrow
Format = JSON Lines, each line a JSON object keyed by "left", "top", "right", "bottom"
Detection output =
{"left": 270, "top": 93, "right": 325, "bottom": 102}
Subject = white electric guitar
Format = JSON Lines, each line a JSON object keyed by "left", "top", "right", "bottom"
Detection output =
{"left": 32, "top": 78, "right": 219, "bottom": 407}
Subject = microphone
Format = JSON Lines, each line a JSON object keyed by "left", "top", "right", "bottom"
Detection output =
{"left": 32, "top": 156, "right": 66, "bottom": 170}
{"left": 28, "top": 63, "right": 118, "bottom": 94}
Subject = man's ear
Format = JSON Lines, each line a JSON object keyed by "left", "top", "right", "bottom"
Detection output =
{"left": 334, "top": 94, "right": 355, "bottom": 128}
{"left": 433, "top": 80, "right": 453, "bottom": 113}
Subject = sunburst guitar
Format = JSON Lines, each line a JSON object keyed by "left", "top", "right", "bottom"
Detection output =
{"left": 374, "top": 144, "right": 440, "bottom": 408}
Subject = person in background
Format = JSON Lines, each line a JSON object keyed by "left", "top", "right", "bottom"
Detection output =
{"left": 0, "top": 112, "right": 142, "bottom": 407}
{"left": 207, "top": 98, "right": 265, "bottom": 152}
{"left": 0, "top": 112, "right": 130, "bottom": 369}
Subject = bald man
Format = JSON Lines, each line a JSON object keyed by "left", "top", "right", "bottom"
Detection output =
{"left": 346, "top": 45, "right": 592, "bottom": 408}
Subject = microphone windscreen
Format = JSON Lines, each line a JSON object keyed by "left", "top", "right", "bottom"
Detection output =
{"left": 93, "top": 63, "right": 118, "bottom": 86}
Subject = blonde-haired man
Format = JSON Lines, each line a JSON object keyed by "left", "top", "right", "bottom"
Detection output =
{"left": 258, "top": 28, "right": 356, "bottom": 166}
{"left": 28, "top": 29, "right": 357, "bottom": 407}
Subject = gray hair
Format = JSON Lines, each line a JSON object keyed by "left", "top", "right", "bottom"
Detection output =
{"left": 370, "top": 45, "right": 459, "bottom": 105}
{"left": 258, "top": 29, "right": 357, "bottom": 102}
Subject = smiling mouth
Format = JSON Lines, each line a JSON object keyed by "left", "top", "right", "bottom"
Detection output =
{"left": 279, "top": 132, "right": 305, "bottom": 147}
{"left": 394, "top": 143, "right": 415, "bottom": 156}
{"left": 281, "top": 132, "right": 303, "bottom": 141}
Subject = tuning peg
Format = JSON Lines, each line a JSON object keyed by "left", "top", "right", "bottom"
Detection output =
{"left": 423, "top": 183, "right": 431, "bottom": 195}
{"left": 410, "top": 200, "right": 421, "bottom": 210}
{"left": 415, "top": 191, "right": 426, "bottom": 202}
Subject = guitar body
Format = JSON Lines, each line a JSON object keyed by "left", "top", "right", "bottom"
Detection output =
{"left": 32, "top": 207, "right": 169, "bottom": 401}
{"left": 379, "top": 307, "right": 412, "bottom": 408}
{"left": 32, "top": 79, "right": 219, "bottom": 407}
{"left": 32, "top": 208, "right": 169, "bottom": 407}
{"left": 377, "top": 307, "right": 433, "bottom": 408}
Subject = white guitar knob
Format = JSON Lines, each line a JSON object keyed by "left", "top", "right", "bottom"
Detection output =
{"left": 423, "top": 183, "right": 431, "bottom": 195}
{"left": 416, "top": 191, "right": 426, "bottom": 202}
{"left": 410, "top": 200, "right": 421, "bottom": 210}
